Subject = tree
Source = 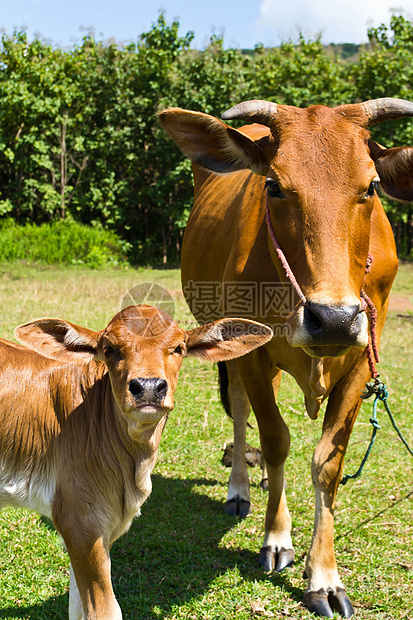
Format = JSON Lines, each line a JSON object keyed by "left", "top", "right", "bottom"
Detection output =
{"left": 249, "top": 36, "right": 352, "bottom": 107}
{"left": 350, "top": 15, "right": 413, "bottom": 256}
{"left": 0, "top": 15, "right": 411, "bottom": 262}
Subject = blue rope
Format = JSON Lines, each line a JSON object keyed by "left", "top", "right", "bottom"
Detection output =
{"left": 340, "top": 378, "right": 413, "bottom": 485}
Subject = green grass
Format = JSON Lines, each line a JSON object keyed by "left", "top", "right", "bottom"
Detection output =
{"left": 0, "top": 263, "right": 412, "bottom": 619}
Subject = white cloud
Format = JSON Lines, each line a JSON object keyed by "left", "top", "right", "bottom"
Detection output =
{"left": 254, "top": 0, "right": 413, "bottom": 45}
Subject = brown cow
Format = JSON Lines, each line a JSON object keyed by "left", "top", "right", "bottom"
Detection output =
{"left": 158, "top": 98, "right": 413, "bottom": 617}
{"left": 0, "top": 304, "right": 272, "bottom": 619}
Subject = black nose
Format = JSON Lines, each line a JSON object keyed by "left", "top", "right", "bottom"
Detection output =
{"left": 304, "top": 301, "right": 362, "bottom": 345}
{"left": 128, "top": 378, "right": 168, "bottom": 402}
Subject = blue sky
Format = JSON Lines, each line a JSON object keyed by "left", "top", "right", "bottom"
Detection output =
{"left": 1, "top": 0, "right": 413, "bottom": 49}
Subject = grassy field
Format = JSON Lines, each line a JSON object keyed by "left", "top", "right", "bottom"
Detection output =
{"left": 0, "top": 262, "right": 412, "bottom": 620}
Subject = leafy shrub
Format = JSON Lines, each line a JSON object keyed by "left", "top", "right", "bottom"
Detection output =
{"left": 0, "top": 219, "right": 131, "bottom": 268}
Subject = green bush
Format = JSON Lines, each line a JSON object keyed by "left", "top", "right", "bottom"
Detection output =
{"left": 0, "top": 16, "right": 412, "bottom": 261}
{"left": 0, "top": 219, "right": 131, "bottom": 268}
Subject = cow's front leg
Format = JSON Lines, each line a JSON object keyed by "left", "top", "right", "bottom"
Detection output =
{"left": 304, "top": 362, "right": 370, "bottom": 618}
{"left": 238, "top": 352, "right": 294, "bottom": 572}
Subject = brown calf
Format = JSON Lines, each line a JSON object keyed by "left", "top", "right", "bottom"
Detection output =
{"left": 0, "top": 304, "right": 272, "bottom": 619}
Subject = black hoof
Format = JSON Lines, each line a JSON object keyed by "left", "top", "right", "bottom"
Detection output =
{"left": 275, "top": 547, "right": 295, "bottom": 572}
{"left": 260, "top": 478, "right": 268, "bottom": 491}
{"left": 329, "top": 588, "right": 354, "bottom": 618}
{"left": 225, "top": 497, "right": 251, "bottom": 518}
{"left": 304, "top": 590, "right": 334, "bottom": 618}
{"left": 259, "top": 546, "right": 275, "bottom": 571}
{"left": 304, "top": 588, "right": 354, "bottom": 618}
{"left": 259, "top": 546, "right": 295, "bottom": 573}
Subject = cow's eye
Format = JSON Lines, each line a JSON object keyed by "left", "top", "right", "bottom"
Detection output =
{"left": 366, "top": 178, "right": 380, "bottom": 197}
{"left": 265, "top": 178, "right": 284, "bottom": 199}
{"left": 173, "top": 345, "right": 183, "bottom": 355}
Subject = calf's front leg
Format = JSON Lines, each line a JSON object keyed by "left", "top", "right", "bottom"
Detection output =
{"left": 69, "top": 535, "right": 121, "bottom": 620}
{"left": 69, "top": 564, "right": 84, "bottom": 620}
{"left": 56, "top": 514, "right": 122, "bottom": 620}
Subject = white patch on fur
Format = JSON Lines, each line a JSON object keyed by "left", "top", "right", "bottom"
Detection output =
{"left": 0, "top": 465, "right": 55, "bottom": 517}
{"left": 63, "top": 327, "right": 91, "bottom": 349}
{"left": 262, "top": 529, "right": 293, "bottom": 552}
{"left": 69, "top": 564, "right": 84, "bottom": 620}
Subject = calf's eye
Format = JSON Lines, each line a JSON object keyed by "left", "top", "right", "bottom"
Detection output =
{"left": 173, "top": 345, "right": 183, "bottom": 355}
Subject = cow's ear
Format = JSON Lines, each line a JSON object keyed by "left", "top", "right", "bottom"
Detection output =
{"left": 15, "top": 318, "right": 100, "bottom": 362}
{"left": 158, "top": 108, "right": 271, "bottom": 175}
{"left": 369, "top": 140, "right": 413, "bottom": 201}
{"left": 185, "top": 318, "right": 272, "bottom": 362}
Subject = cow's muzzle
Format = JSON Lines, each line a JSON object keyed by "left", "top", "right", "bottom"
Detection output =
{"left": 287, "top": 301, "right": 369, "bottom": 357}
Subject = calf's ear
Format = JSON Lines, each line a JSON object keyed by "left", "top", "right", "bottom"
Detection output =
{"left": 15, "top": 318, "right": 100, "bottom": 362}
{"left": 185, "top": 318, "right": 273, "bottom": 362}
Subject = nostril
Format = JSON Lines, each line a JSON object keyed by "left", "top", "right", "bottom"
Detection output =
{"left": 304, "top": 305, "right": 323, "bottom": 333}
{"left": 347, "top": 305, "right": 361, "bottom": 324}
{"left": 155, "top": 379, "right": 168, "bottom": 399}
{"left": 129, "top": 379, "right": 144, "bottom": 398}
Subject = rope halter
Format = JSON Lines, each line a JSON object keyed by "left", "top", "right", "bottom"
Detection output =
{"left": 264, "top": 192, "right": 379, "bottom": 378}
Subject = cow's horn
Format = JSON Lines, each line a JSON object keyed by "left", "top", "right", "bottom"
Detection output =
{"left": 362, "top": 97, "right": 413, "bottom": 126}
{"left": 221, "top": 100, "right": 278, "bottom": 126}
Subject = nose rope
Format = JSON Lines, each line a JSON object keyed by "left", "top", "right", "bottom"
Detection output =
{"left": 265, "top": 196, "right": 307, "bottom": 306}
{"left": 265, "top": 193, "right": 379, "bottom": 378}
{"left": 360, "top": 287, "right": 380, "bottom": 378}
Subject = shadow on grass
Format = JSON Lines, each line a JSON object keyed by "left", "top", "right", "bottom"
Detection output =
{"left": 336, "top": 487, "right": 413, "bottom": 541}
{"left": 0, "top": 595, "right": 67, "bottom": 619}
{"left": 111, "top": 474, "right": 303, "bottom": 619}
{"left": 0, "top": 474, "right": 303, "bottom": 619}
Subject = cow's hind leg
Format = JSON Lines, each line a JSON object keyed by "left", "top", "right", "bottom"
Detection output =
{"left": 304, "top": 360, "right": 371, "bottom": 619}
{"left": 237, "top": 351, "right": 294, "bottom": 572}
{"left": 222, "top": 359, "right": 253, "bottom": 517}
{"left": 260, "top": 455, "right": 268, "bottom": 490}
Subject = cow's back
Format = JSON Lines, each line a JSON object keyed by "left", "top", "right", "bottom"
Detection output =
{"left": 182, "top": 167, "right": 282, "bottom": 309}
{"left": 0, "top": 342, "right": 87, "bottom": 515}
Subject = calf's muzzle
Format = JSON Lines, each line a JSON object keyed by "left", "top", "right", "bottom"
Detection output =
{"left": 129, "top": 377, "right": 168, "bottom": 402}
